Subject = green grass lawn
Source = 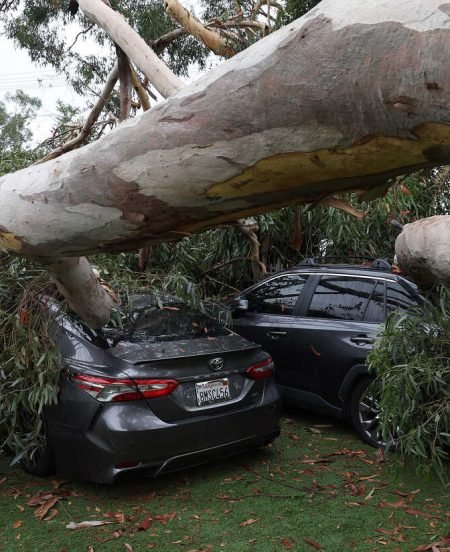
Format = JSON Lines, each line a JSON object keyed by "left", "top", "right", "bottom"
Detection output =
{"left": 0, "top": 412, "right": 448, "bottom": 552}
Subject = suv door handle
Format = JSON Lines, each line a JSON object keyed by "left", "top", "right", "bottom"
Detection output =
{"left": 350, "top": 335, "right": 375, "bottom": 346}
{"left": 267, "top": 330, "right": 287, "bottom": 340}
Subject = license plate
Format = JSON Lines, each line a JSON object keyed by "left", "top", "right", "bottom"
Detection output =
{"left": 195, "top": 379, "right": 231, "bottom": 406}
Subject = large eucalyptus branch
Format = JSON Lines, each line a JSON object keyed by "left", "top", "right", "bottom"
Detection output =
{"left": 76, "top": 0, "right": 185, "bottom": 97}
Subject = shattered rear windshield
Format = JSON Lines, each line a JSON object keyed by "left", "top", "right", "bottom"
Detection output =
{"left": 101, "top": 294, "right": 230, "bottom": 345}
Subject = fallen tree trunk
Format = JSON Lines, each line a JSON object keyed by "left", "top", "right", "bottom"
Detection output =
{"left": 1, "top": 0, "right": 449, "bottom": 258}
{"left": 1, "top": 0, "right": 450, "bottom": 324}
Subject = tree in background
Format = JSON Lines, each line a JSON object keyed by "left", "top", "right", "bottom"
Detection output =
{"left": 0, "top": 90, "right": 42, "bottom": 174}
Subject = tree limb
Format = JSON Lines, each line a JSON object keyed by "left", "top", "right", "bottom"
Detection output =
{"left": 130, "top": 65, "right": 151, "bottom": 111}
{"left": 116, "top": 46, "right": 132, "bottom": 121}
{"left": 36, "top": 64, "right": 119, "bottom": 164}
{"left": 165, "top": 0, "right": 236, "bottom": 58}
{"left": 318, "top": 197, "right": 365, "bottom": 219}
{"left": 41, "top": 257, "right": 119, "bottom": 329}
{"left": 77, "top": 0, "right": 185, "bottom": 97}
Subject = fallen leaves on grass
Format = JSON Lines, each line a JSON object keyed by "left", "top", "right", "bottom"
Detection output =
{"left": 103, "top": 511, "right": 125, "bottom": 523}
{"left": 153, "top": 513, "right": 176, "bottom": 525}
{"left": 66, "top": 520, "right": 118, "bottom": 530}
{"left": 300, "top": 458, "right": 331, "bottom": 465}
{"left": 27, "top": 489, "right": 72, "bottom": 521}
{"left": 239, "top": 518, "right": 258, "bottom": 527}
{"left": 281, "top": 538, "right": 295, "bottom": 549}
{"left": 379, "top": 499, "right": 407, "bottom": 509}
{"left": 345, "top": 501, "right": 364, "bottom": 508}
{"left": 412, "top": 533, "right": 450, "bottom": 551}
{"left": 304, "top": 537, "right": 323, "bottom": 550}
{"left": 6, "top": 488, "right": 21, "bottom": 499}
{"left": 138, "top": 517, "right": 152, "bottom": 531}
{"left": 12, "top": 520, "right": 22, "bottom": 529}
{"left": 404, "top": 508, "right": 438, "bottom": 520}
{"left": 375, "top": 448, "right": 385, "bottom": 464}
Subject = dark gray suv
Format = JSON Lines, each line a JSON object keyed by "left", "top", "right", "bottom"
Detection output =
{"left": 22, "top": 295, "right": 281, "bottom": 483}
{"left": 231, "top": 259, "right": 422, "bottom": 447}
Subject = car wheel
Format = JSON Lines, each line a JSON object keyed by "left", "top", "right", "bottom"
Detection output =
{"left": 350, "top": 377, "right": 393, "bottom": 449}
{"left": 20, "top": 442, "right": 55, "bottom": 477}
{"left": 18, "top": 414, "right": 55, "bottom": 477}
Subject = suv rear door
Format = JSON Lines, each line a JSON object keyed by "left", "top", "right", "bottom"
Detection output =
{"left": 277, "top": 274, "right": 383, "bottom": 413}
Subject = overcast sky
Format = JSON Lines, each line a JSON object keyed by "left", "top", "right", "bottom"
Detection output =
{"left": 0, "top": 30, "right": 90, "bottom": 144}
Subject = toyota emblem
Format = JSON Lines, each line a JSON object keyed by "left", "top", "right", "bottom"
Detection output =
{"left": 209, "top": 357, "right": 224, "bottom": 371}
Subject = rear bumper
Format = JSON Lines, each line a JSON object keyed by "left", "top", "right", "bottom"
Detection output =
{"left": 50, "top": 387, "right": 281, "bottom": 483}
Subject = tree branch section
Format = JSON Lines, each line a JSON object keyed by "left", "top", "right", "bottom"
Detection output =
{"left": 1, "top": 0, "right": 450, "bottom": 325}
{"left": 76, "top": 0, "right": 184, "bottom": 97}
{"left": 165, "top": 0, "right": 236, "bottom": 57}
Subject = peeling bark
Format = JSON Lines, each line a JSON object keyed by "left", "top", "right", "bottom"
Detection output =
{"left": 2, "top": 0, "right": 449, "bottom": 260}
{"left": 1, "top": 0, "right": 450, "bottom": 324}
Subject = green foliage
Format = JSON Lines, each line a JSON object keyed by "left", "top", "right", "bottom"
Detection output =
{"left": 0, "top": 90, "right": 42, "bottom": 174}
{"left": 0, "top": 256, "right": 60, "bottom": 463}
{"left": 368, "top": 287, "right": 450, "bottom": 482}
{"left": 282, "top": 0, "right": 321, "bottom": 23}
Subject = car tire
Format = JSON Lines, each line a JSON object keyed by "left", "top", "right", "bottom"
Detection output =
{"left": 350, "top": 377, "right": 387, "bottom": 449}
{"left": 20, "top": 442, "right": 55, "bottom": 477}
{"left": 18, "top": 414, "right": 55, "bottom": 477}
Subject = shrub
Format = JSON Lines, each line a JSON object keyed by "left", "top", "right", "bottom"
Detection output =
{"left": 368, "top": 286, "right": 450, "bottom": 482}
{"left": 0, "top": 259, "right": 60, "bottom": 463}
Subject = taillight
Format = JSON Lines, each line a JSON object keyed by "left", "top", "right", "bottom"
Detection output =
{"left": 247, "top": 357, "right": 274, "bottom": 380}
{"left": 71, "top": 374, "right": 178, "bottom": 402}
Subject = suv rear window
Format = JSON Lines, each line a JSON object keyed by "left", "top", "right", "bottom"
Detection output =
{"left": 306, "top": 276, "right": 376, "bottom": 321}
{"left": 386, "top": 282, "right": 418, "bottom": 313}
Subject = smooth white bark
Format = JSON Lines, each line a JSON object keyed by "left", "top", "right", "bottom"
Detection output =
{"left": 395, "top": 215, "right": 450, "bottom": 286}
{"left": 77, "top": 0, "right": 185, "bottom": 97}
{"left": 1, "top": 0, "right": 450, "bottom": 324}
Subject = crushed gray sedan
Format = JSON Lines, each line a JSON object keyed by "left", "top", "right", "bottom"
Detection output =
{"left": 22, "top": 295, "right": 281, "bottom": 483}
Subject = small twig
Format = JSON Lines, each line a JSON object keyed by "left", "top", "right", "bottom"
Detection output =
{"left": 64, "top": 23, "right": 95, "bottom": 53}
{"left": 35, "top": 63, "right": 119, "bottom": 164}
{"left": 203, "top": 274, "right": 241, "bottom": 293}
{"left": 200, "top": 256, "right": 257, "bottom": 278}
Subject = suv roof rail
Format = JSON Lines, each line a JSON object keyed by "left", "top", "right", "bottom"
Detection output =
{"left": 296, "top": 256, "right": 393, "bottom": 271}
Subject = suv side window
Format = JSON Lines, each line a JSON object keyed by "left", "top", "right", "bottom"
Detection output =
{"left": 364, "top": 281, "right": 386, "bottom": 323}
{"left": 244, "top": 274, "right": 308, "bottom": 315}
{"left": 386, "top": 281, "right": 418, "bottom": 313}
{"left": 306, "top": 276, "right": 376, "bottom": 321}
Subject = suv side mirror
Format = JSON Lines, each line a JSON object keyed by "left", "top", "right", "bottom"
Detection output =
{"left": 230, "top": 298, "right": 249, "bottom": 313}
